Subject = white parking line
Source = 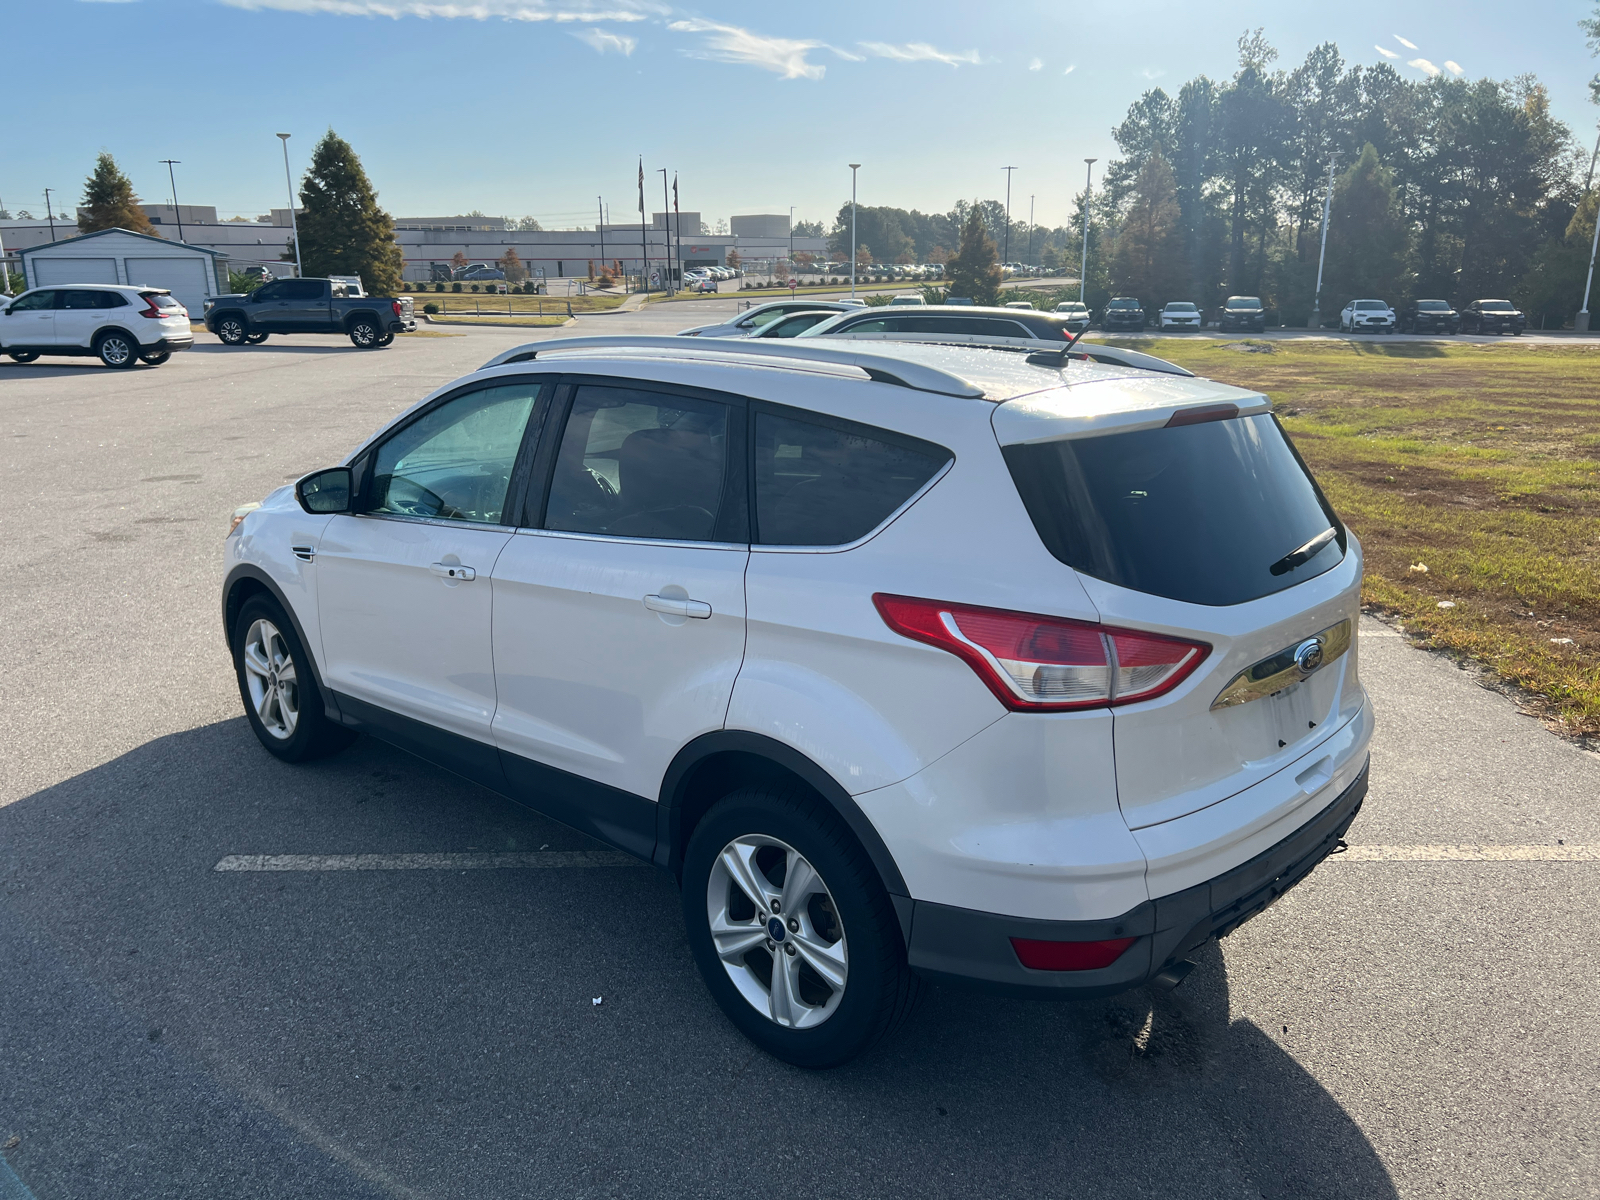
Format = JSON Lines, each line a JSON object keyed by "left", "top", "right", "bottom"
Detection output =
{"left": 1334, "top": 845, "right": 1597, "bottom": 862}
{"left": 214, "top": 851, "right": 642, "bottom": 872}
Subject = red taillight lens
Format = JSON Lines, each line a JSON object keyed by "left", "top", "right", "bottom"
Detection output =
{"left": 1011, "top": 936, "right": 1135, "bottom": 971}
{"left": 138, "top": 300, "right": 163, "bottom": 318}
{"left": 873, "top": 594, "right": 1208, "bottom": 711}
{"left": 392, "top": 300, "right": 403, "bottom": 317}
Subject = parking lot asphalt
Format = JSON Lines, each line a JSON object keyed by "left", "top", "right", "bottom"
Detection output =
{"left": 1, "top": 329, "right": 1596, "bottom": 1199}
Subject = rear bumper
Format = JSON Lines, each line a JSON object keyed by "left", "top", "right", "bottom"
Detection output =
{"left": 389, "top": 318, "right": 417, "bottom": 333}
{"left": 906, "top": 757, "right": 1369, "bottom": 998}
{"left": 149, "top": 335, "right": 194, "bottom": 352}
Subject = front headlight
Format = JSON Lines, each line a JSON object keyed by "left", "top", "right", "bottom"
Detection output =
{"left": 227, "top": 502, "right": 260, "bottom": 537}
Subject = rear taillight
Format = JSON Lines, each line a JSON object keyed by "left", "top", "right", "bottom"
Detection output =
{"left": 1011, "top": 936, "right": 1135, "bottom": 971}
{"left": 138, "top": 299, "right": 163, "bottom": 318}
{"left": 873, "top": 594, "right": 1208, "bottom": 711}
{"left": 392, "top": 300, "right": 402, "bottom": 317}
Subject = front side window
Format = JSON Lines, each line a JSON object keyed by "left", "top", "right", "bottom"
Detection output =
{"left": 253, "top": 282, "right": 285, "bottom": 302}
{"left": 10, "top": 291, "right": 55, "bottom": 312}
{"left": 368, "top": 383, "right": 542, "bottom": 524}
{"left": 545, "top": 386, "right": 729, "bottom": 541}
{"left": 745, "top": 308, "right": 788, "bottom": 329}
{"left": 754, "top": 411, "right": 950, "bottom": 546}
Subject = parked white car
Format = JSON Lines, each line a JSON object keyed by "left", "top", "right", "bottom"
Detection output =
{"left": 1159, "top": 302, "right": 1203, "bottom": 331}
{"left": 224, "top": 334, "right": 1371, "bottom": 1067}
{"left": 888, "top": 294, "right": 926, "bottom": 306}
{"left": 679, "top": 299, "right": 862, "bottom": 337}
{"left": 0, "top": 283, "right": 193, "bottom": 367}
{"left": 1340, "top": 299, "right": 1395, "bottom": 333}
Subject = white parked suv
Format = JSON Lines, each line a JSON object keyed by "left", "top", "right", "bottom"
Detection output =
{"left": 1159, "top": 301, "right": 1203, "bottom": 331}
{"left": 1, "top": 283, "right": 193, "bottom": 367}
{"left": 679, "top": 298, "right": 864, "bottom": 337}
{"left": 223, "top": 334, "right": 1372, "bottom": 1067}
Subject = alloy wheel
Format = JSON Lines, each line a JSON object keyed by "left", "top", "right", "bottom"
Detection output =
{"left": 100, "top": 336, "right": 133, "bottom": 366}
{"left": 242, "top": 618, "right": 300, "bottom": 740}
{"left": 706, "top": 834, "right": 848, "bottom": 1029}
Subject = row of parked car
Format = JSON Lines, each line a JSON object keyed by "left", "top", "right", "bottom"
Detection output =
{"left": 1338, "top": 297, "right": 1527, "bottom": 335}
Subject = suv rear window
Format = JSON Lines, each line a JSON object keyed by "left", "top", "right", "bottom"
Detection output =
{"left": 1002, "top": 414, "right": 1344, "bottom": 606}
{"left": 754, "top": 411, "right": 950, "bottom": 546}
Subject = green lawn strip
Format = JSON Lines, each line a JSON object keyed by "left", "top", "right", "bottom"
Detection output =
{"left": 1098, "top": 338, "right": 1600, "bottom": 734}
{"left": 400, "top": 291, "right": 626, "bottom": 314}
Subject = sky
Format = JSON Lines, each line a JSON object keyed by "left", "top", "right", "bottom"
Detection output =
{"left": 7, "top": 0, "right": 1598, "bottom": 234}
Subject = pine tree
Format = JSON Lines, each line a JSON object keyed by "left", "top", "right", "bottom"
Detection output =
{"left": 1322, "top": 143, "right": 1408, "bottom": 305}
{"left": 78, "top": 153, "right": 155, "bottom": 235}
{"left": 295, "top": 131, "right": 404, "bottom": 294}
{"left": 1111, "top": 152, "right": 1190, "bottom": 308}
{"left": 946, "top": 204, "right": 1002, "bottom": 305}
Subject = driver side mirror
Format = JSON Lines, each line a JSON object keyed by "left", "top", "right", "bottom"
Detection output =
{"left": 296, "top": 467, "right": 353, "bottom": 514}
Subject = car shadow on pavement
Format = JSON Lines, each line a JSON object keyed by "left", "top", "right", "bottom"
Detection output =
{"left": 0, "top": 721, "right": 1399, "bottom": 1200}
{"left": 187, "top": 344, "right": 360, "bottom": 355}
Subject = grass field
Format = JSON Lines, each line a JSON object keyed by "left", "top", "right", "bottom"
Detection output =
{"left": 1098, "top": 337, "right": 1600, "bottom": 736}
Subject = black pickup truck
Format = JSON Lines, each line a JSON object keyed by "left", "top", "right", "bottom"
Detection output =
{"left": 204, "top": 278, "right": 414, "bottom": 348}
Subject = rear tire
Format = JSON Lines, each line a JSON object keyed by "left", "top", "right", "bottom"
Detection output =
{"left": 95, "top": 331, "right": 137, "bottom": 369}
{"left": 376, "top": 332, "right": 395, "bottom": 347}
{"left": 232, "top": 594, "right": 356, "bottom": 763}
{"left": 139, "top": 350, "right": 171, "bottom": 365}
{"left": 7, "top": 350, "right": 40, "bottom": 363}
{"left": 682, "top": 785, "right": 919, "bottom": 1069}
{"left": 245, "top": 331, "right": 269, "bottom": 344}
{"left": 349, "top": 319, "right": 380, "bottom": 348}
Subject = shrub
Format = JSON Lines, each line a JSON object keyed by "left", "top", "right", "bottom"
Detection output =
{"left": 470, "top": 283, "right": 480, "bottom": 292}
{"left": 423, "top": 302, "right": 439, "bottom": 314}
{"left": 452, "top": 282, "right": 462, "bottom": 293}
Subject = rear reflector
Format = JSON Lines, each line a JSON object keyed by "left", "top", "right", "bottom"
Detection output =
{"left": 1011, "top": 936, "right": 1136, "bottom": 971}
{"left": 873, "top": 594, "right": 1208, "bottom": 711}
{"left": 1166, "top": 403, "right": 1239, "bottom": 427}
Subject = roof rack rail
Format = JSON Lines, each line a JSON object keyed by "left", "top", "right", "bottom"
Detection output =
{"left": 833, "top": 333, "right": 1192, "bottom": 377}
{"left": 479, "top": 335, "right": 986, "bottom": 398}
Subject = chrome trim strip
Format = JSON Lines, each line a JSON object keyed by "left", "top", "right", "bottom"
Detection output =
{"left": 514, "top": 527, "right": 747, "bottom": 552}
{"left": 1210, "top": 619, "right": 1352, "bottom": 711}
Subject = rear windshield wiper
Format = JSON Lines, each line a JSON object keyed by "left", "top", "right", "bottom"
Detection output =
{"left": 1269, "top": 527, "right": 1337, "bottom": 577}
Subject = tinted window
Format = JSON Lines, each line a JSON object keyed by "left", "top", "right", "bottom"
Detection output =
{"left": 1228, "top": 297, "right": 1262, "bottom": 309}
{"left": 1003, "top": 414, "right": 1344, "bottom": 607}
{"left": 1479, "top": 300, "right": 1514, "bottom": 312}
{"left": 1417, "top": 300, "right": 1450, "bottom": 311}
{"left": 369, "top": 383, "right": 541, "bottom": 524}
{"left": 546, "top": 386, "right": 729, "bottom": 541}
{"left": 253, "top": 282, "right": 285, "bottom": 302}
{"left": 840, "top": 317, "right": 895, "bottom": 333}
{"left": 10, "top": 291, "right": 55, "bottom": 312}
{"left": 58, "top": 290, "right": 107, "bottom": 310}
{"left": 1108, "top": 299, "right": 1140, "bottom": 309}
{"left": 283, "top": 280, "right": 325, "bottom": 301}
{"left": 1355, "top": 301, "right": 1386, "bottom": 310}
{"left": 754, "top": 411, "right": 950, "bottom": 546}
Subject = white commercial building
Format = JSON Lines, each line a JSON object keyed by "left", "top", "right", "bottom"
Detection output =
{"left": 16, "top": 228, "right": 227, "bottom": 314}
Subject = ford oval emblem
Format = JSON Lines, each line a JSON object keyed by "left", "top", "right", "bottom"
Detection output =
{"left": 767, "top": 916, "right": 787, "bottom": 943}
{"left": 1294, "top": 639, "right": 1325, "bottom": 675}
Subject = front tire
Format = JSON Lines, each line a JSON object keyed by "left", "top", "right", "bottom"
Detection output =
{"left": 349, "top": 319, "right": 380, "bottom": 348}
{"left": 8, "top": 350, "right": 40, "bottom": 363}
{"left": 96, "top": 331, "right": 137, "bottom": 368}
{"left": 682, "top": 786, "right": 918, "bottom": 1069}
{"left": 232, "top": 595, "right": 355, "bottom": 763}
{"left": 217, "top": 316, "right": 249, "bottom": 345}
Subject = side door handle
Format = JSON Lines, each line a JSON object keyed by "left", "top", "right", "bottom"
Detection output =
{"left": 430, "top": 562, "right": 476, "bottom": 581}
{"left": 644, "top": 593, "right": 711, "bottom": 619}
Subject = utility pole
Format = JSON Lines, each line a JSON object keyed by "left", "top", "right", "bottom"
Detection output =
{"left": 1001, "top": 166, "right": 1017, "bottom": 265}
{"left": 598, "top": 196, "right": 605, "bottom": 281}
{"left": 159, "top": 159, "right": 184, "bottom": 242}
{"left": 657, "top": 168, "right": 672, "bottom": 293}
{"left": 638, "top": 157, "right": 648, "bottom": 294}
{"left": 1079, "top": 159, "right": 1096, "bottom": 304}
{"left": 276, "top": 134, "right": 303, "bottom": 277}
{"left": 849, "top": 163, "right": 860, "bottom": 298}
{"left": 1308, "top": 154, "right": 1337, "bottom": 331}
{"left": 44, "top": 188, "right": 56, "bottom": 242}
{"left": 789, "top": 204, "right": 794, "bottom": 272}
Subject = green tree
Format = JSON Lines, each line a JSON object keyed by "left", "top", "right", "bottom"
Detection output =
{"left": 295, "top": 130, "right": 404, "bottom": 294}
{"left": 1322, "top": 143, "right": 1409, "bottom": 304}
{"left": 946, "top": 204, "right": 1002, "bottom": 305}
{"left": 1111, "top": 152, "right": 1190, "bottom": 307}
{"left": 78, "top": 152, "right": 156, "bottom": 235}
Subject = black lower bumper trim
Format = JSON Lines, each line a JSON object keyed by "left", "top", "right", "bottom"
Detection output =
{"left": 906, "top": 757, "right": 1369, "bottom": 998}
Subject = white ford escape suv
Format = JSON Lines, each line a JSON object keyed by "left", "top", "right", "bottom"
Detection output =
{"left": 223, "top": 334, "right": 1372, "bottom": 1067}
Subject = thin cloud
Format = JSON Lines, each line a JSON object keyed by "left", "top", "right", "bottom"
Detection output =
{"left": 218, "top": 0, "right": 653, "bottom": 20}
{"left": 1062, "top": 63, "right": 1076, "bottom": 75}
{"left": 669, "top": 18, "right": 829, "bottom": 80}
{"left": 573, "top": 25, "right": 633, "bottom": 53}
{"left": 1394, "top": 34, "right": 1417, "bottom": 50}
{"left": 1027, "top": 57, "right": 1042, "bottom": 71}
{"left": 1375, "top": 45, "right": 1399, "bottom": 60}
{"left": 1444, "top": 60, "right": 1464, "bottom": 76}
{"left": 1141, "top": 67, "right": 1165, "bottom": 80}
{"left": 858, "top": 41, "right": 981, "bottom": 67}
{"left": 1408, "top": 57, "right": 1441, "bottom": 77}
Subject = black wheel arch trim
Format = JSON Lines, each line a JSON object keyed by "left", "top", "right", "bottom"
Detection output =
{"left": 656, "top": 730, "right": 910, "bottom": 899}
{"left": 221, "top": 563, "right": 341, "bottom": 722}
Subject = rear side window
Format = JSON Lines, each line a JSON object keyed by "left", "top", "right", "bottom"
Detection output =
{"left": 139, "top": 292, "right": 178, "bottom": 309}
{"left": 545, "top": 385, "right": 730, "bottom": 542}
{"left": 283, "top": 280, "right": 325, "bottom": 301}
{"left": 754, "top": 411, "right": 950, "bottom": 546}
{"left": 1003, "top": 414, "right": 1344, "bottom": 607}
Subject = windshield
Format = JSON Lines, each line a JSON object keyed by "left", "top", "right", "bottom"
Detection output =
{"left": 1355, "top": 301, "right": 1387, "bottom": 311}
{"left": 1417, "top": 300, "right": 1450, "bottom": 311}
{"left": 1057, "top": 304, "right": 1087, "bottom": 313}
{"left": 1479, "top": 300, "right": 1515, "bottom": 312}
{"left": 1227, "top": 297, "right": 1261, "bottom": 309}
{"left": 1002, "top": 413, "right": 1345, "bottom": 606}
{"left": 1165, "top": 303, "right": 1197, "bottom": 312}
{"left": 1108, "top": 299, "right": 1140, "bottom": 309}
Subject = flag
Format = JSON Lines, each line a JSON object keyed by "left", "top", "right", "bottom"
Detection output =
{"left": 637, "top": 158, "right": 644, "bottom": 214}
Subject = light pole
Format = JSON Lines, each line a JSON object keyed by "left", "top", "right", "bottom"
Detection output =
{"left": 276, "top": 134, "right": 303, "bottom": 278}
{"left": 657, "top": 167, "right": 672, "bottom": 293}
{"left": 1308, "top": 154, "right": 1337, "bottom": 331}
{"left": 1578, "top": 196, "right": 1600, "bottom": 334}
{"left": 789, "top": 204, "right": 794, "bottom": 274}
{"left": 1001, "top": 166, "right": 1017, "bottom": 266}
{"left": 1027, "top": 194, "right": 1035, "bottom": 264}
{"left": 159, "top": 159, "right": 184, "bottom": 242}
{"left": 1079, "top": 159, "right": 1096, "bottom": 303}
{"left": 849, "top": 163, "right": 860, "bottom": 298}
